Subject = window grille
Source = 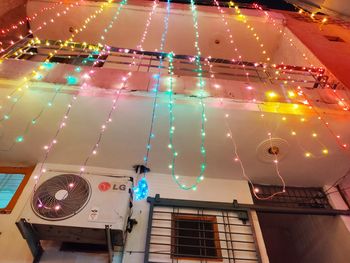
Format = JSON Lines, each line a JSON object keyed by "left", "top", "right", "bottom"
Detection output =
{"left": 251, "top": 185, "right": 331, "bottom": 209}
{"left": 145, "top": 196, "right": 261, "bottom": 263}
{"left": 171, "top": 214, "right": 222, "bottom": 260}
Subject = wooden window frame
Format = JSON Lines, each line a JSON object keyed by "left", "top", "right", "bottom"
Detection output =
{"left": 171, "top": 214, "right": 223, "bottom": 262}
{"left": 0, "top": 166, "right": 34, "bottom": 214}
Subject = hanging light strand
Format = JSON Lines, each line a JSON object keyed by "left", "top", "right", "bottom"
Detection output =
{"left": 34, "top": 0, "right": 128, "bottom": 188}
{"left": 0, "top": 1, "right": 63, "bottom": 43}
{"left": 228, "top": 2, "right": 331, "bottom": 158}
{"left": 0, "top": 0, "right": 84, "bottom": 56}
{"left": 205, "top": 54, "right": 286, "bottom": 199}
{"left": 0, "top": 1, "right": 113, "bottom": 123}
{"left": 79, "top": 0, "right": 160, "bottom": 175}
{"left": 210, "top": 2, "right": 286, "bottom": 198}
{"left": 0, "top": 85, "right": 63, "bottom": 151}
{"left": 133, "top": 0, "right": 171, "bottom": 200}
{"left": 251, "top": 3, "right": 349, "bottom": 152}
{"left": 165, "top": 0, "right": 207, "bottom": 191}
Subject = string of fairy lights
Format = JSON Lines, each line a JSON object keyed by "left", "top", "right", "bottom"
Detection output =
{"left": 0, "top": 0, "right": 115, "bottom": 154}
{"left": 1, "top": 0, "right": 349, "bottom": 200}
{"left": 277, "top": 9, "right": 350, "bottom": 150}
{"left": 0, "top": 0, "right": 63, "bottom": 49}
{"left": 0, "top": 85, "right": 63, "bottom": 151}
{"left": 0, "top": 1, "right": 84, "bottom": 56}
{"left": 0, "top": 0, "right": 87, "bottom": 116}
{"left": 248, "top": 2, "right": 350, "bottom": 154}
{"left": 253, "top": 2, "right": 350, "bottom": 108}
{"left": 20, "top": 0, "right": 160, "bottom": 198}
{"left": 78, "top": 0, "right": 161, "bottom": 201}
{"left": 227, "top": 2, "right": 335, "bottom": 158}
{"left": 249, "top": 4, "right": 333, "bottom": 162}
{"left": 210, "top": 0, "right": 287, "bottom": 198}
{"left": 133, "top": 0, "right": 172, "bottom": 200}
{"left": 164, "top": 0, "right": 208, "bottom": 191}
{"left": 33, "top": 0, "right": 128, "bottom": 187}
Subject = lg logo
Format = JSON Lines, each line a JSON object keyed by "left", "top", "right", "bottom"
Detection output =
{"left": 113, "top": 184, "right": 126, "bottom": 191}
{"left": 98, "top": 182, "right": 126, "bottom": 192}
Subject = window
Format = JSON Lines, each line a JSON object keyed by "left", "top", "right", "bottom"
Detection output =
{"left": 0, "top": 167, "right": 34, "bottom": 214}
{"left": 171, "top": 214, "right": 222, "bottom": 261}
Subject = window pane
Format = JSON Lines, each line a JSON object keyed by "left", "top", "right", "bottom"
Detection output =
{"left": 0, "top": 173, "right": 25, "bottom": 209}
{"left": 173, "top": 215, "right": 221, "bottom": 260}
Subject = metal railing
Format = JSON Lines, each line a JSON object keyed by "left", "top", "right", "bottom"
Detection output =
{"left": 2, "top": 39, "right": 330, "bottom": 90}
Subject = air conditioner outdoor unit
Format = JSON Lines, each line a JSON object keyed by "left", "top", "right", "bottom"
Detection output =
{"left": 16, "top": 165, "right": 133, "bottom": 262}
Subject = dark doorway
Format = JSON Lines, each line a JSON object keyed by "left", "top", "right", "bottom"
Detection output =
{"left": 257, "top": 213, "right": 350, "bottom": 263}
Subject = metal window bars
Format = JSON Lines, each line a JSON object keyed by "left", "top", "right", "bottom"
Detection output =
{"left": 251, "top": 185, "right": 331, "bottom": 209}
{"left": 145, "top": 195, "right": 261, "bottom": 263}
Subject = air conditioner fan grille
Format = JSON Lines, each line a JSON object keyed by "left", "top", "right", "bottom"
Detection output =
{"left": 32, "top": 174, "right": 91, "bottom": 221}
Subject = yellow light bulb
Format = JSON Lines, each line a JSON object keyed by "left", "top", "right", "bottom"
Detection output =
{"left": 267, "top": 91, "right": 277, "bottom": 98}
{"left": 288, "top": 91, "right": 296, "bottom": 98}
{"left": 305, "top": 152, "right": 311, "bottom": 158}
{"left": 322, "top": 149, "right": 328, "bottom": 155}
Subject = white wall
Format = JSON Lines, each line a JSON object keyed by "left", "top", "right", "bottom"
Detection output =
{"left": 0, "top": 163, "right": 268, "bottom": 263}
{"left": 271, "top": 27, "right": 322, "bottom": 67}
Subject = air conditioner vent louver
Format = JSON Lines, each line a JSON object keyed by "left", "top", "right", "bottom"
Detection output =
{"left": 32, "top": 174, "right": 91, "bottom": 221}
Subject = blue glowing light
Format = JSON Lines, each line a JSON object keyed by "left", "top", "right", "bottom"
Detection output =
{"left": 42, "top": 62, "right": 54, "bottom": 70}
{"left": 133, "top": 177, "right": 149, "bottom": 200}
{"left": 66, "top": 75, "right": 79, "bottom": 85}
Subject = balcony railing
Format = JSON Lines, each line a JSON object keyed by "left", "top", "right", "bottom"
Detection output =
{"left": 2, "top": 38, "right": 333, "bottom": 89}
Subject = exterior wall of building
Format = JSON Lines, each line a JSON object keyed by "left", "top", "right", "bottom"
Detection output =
{"left": 0, "top": 163, "right": 268, "bottom": 263}
{"left": 279, "top": 10, "right": 350, "bottom": 89}
{"left": 0, "top": 1, "right": 350, "bottom": 262}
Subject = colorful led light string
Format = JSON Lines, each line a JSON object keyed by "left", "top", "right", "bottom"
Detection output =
{"left": 29, "top": 0, "right": 127, "bottom": 187}
{"left": 133, "top": 0, "right": 171, "bottom": 200}
{"left": 2, "top": 0, "right": 159, "bottom": 152}
{"left": 210, "top": 1, "right": 286, "bottom": 198}
{"left": 235, "top": 4, "right": 328, "bottom": 157}
{"left": 227, "top": 2, "right": 333, "bottom": 157}
{"left": 0, "top": 0, "right": 86, "bottom": 114}
{"left": 0, "top": 0, "right": 84, "bottom": 56}
{"left": 78, "top": 0, "right": 159, "bottom": 179}
{"left": 256, "top": 2, "right": 349, "bottom": 108}
{"left": 0, "top": 1, "right": 111, "bottom": 123}
{"left": 0, "top": 0, "right": 64, "bottom": 51}
{"left": 250, "top": 3, "right": 350, "bottom": 153}
{"left": 242, "top": 3, "right": 348, "bottom": 106}
{"left": 0, "top": 85, "right": 63, "bottom": 151}
{"left": 205, "top": 52, "right": 286, "bottom": 199}
{"left": 0, "top": 4, "right": 111, "bottom": 148}
{"left": 127, "top": 0, "right": 158, "bottom": 72}
{"left": 165, "top": 0, "right": 208, "bottom": 191}
{"left": 227, "top": 2, "right": 350, "bottom": 196}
